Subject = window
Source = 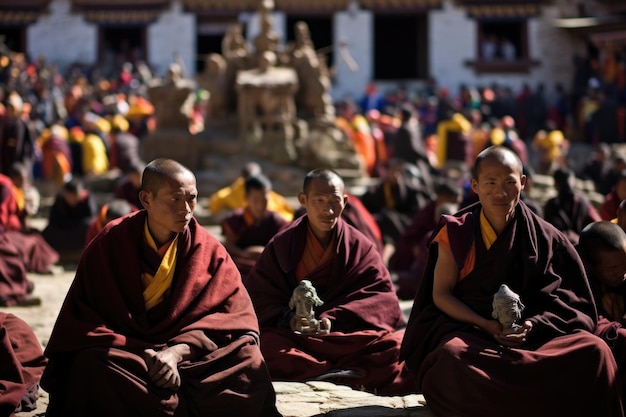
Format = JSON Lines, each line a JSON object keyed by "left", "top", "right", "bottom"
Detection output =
{"left": 467, "top": 19, "right": 539, "bottom": 74}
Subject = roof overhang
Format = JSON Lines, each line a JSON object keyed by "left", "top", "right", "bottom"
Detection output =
{"left": 553, "top": 15, "right": 626, "bottom": 45}
{"left": 0, "top": 0, "right": 51, "bottom": 24}
{"left": 182, "top": 0, "right": 442, "bottom": 13}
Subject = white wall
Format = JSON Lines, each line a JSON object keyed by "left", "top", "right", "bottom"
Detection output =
{"left": 27, "top": 0, "right": 97, "bottom": 72}
{"left": 429, "top": 0, "right": 585, "bottom": 95}
{"left": 148, "top": 1, "right": 196, "bottom": 77}
{"left": 332, "top": 9, "right": 373, "bottom": 101}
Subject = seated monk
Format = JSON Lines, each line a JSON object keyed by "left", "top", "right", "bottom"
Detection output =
{"left": 221, "top": 174, "right": 288, "bottom": 278}
{"left": 294, "top": 193, "right": 384, "bottom": 255}
{"left": 41, "top": 178, "right": 98, "bottom": 263}
{"left": 209, "top": 161, "right": 294, "bottom": 222}
{"left": 0, "top": 228, "right": 40, "bottom": 306}
{"left": 0, "top": 169, "right": 58, "bottom": 274}
{"left": 85, "top": 198, "right": 135, "bottom": 245}
{"left": 0, "top": 312, "right": 48, "bottom": 414}
{"left": 578, "top": 221, "right": 626, "bottom": 406}
{"left": 41, "top": 158, "right": 282, "bottom": 417}
{"left": 399, "top": 146, "right": 623, "bottom": 417}
{"left": 114, "top": 160, "right": 144, "bottom": 209}
{"left": 244, "top": 168, "right": 414, "bottom": 396}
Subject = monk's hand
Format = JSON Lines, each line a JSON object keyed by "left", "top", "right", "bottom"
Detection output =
{"left": 495, "top": 320, "right": 533, "bottom": 348}
{"left": 317, "top": 317, "right": 331, "bottom": 335}
{"left": 144, "top": 346, "right": 187, "bottom": 391}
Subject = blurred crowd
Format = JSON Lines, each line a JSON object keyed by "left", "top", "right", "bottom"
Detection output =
{"left": 0, "top": 41, "right": 625, "bottom": 303}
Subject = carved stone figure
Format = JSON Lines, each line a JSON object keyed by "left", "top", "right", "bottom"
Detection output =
{"left": 289, "top": 21, "right": 335, "bottom": 125}
{"left": 253, "top": 0, "right": 280, "bottom": 58}
{"left": 221, "top": 23, "right": 248, "bottom": 60}
{"left": 197, "top": 53, "right": 228, "bottom": 120}
{"left": 492, "top": 284, "right": 525, "bottom": 333}
{"left": 236, "top": 50, "right": 298, "bottom": 140}
{"left": 289, "top": 279, "right": 324, "bottom": 333}
{"left": 147, "top": 62, "right": 196, "bottom": 131}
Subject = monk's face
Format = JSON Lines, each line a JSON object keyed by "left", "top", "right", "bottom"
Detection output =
{"left": 471, "top": 155, "right": 526, "bottom": 223}
{"left": 589, "top": 245, "right": 626, "bottom": 289}
{"left": 246, "top": 187, "right": 269, "bottom": 220}
{"left": 298, "top": 177, "right": 347, "bottom": 240}
{"left": 140, "top": 171, "right": 197, "bottom": 245}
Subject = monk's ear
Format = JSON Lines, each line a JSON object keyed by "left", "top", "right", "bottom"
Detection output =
{"left": 297, "top": 192, "right": 307, "bottom": 207}
{"left": 470, "top": 178, "right": 479, "bottom": 195}
{"left": 520, "top": 175, "right": 527, "bottom": 190}
{"left": 343, "top": 194, "right": 348, "bottom": 206}
{"left": 139, "top": 190, "right": 151, "bottom": 210}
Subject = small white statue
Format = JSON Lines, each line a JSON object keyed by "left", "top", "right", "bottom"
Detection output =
{"left": 289, "top": 280, "right": 323, "bottom": 333}
{"left": 492, "top": 284, "right": 525, "bottom": 334}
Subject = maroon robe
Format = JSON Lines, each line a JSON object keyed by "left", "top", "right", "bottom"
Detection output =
{"left": 0, "top": 175, "right": 58, "bottom": 273}
{"left": 0, "top": 313, "right": 47, "bottom": 416}
{"left": 221, "top": 208, "right": 288, "bottom": 277}
{"left": 244, "top": 216, "right": 414, "bottom": 395}
{"left": 41, "top": 211, "right": 281, "bottom": 417}
{"left": 0, "top": 230, "right": 35, "bottom": 306}
{"left": 400, "top": 202, "right": 623, "bottom": 417}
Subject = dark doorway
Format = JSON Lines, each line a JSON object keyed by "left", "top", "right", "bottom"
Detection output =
{"left": 99, "top": 26, "right": 146, "bottom": 74}
{"left": 286, "top": 15, "right": 334, "bottom": 68}
{"left": 0, "top": 27, "right": 25, "bottom": 53}
{"left": 374, "top": 14, "right": 428, "bottom": 80}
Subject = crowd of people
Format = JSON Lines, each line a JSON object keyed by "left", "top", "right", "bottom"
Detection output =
{"left": 1, "top": 42, "right": 626, "bottom": 416}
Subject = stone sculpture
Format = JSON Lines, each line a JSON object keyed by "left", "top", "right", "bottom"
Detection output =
{"left": 197, "top": 53, "right": 228, "bottom": 120}
{"left": 492, "top": 284, "right": 525, "bottom": 333}
{"left": 289, "top": 279, "right": 324, "bottom": 333}
{"left": 147, "top": 62, "right": 195, "bottom": 130}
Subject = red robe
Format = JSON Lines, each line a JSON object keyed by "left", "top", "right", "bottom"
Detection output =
{"left": 0, "top": 174, "right": 58, "bottom": 273}
{"left": 42, "top": 211, "right": 280, "bottom": 417}
{"left": 0, "top": 313, "right": 47, "bottom": 417}
{"left": 221, "top": 208, "right": 288, "bottom": 277}
{"left": 400, "top": 202, "right": 624, "bottom": 417}
{"left": 0, "top": 231, "right": 35, "bottom": 306}
{"left": 244, "top": 216, "right": 414, "bottom": 395}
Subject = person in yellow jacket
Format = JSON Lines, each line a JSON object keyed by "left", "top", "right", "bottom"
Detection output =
{"left": 208, "top": 161, "right": 294, "bottom": 222}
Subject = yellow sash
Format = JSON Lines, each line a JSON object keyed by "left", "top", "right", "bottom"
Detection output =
{"left": 480, "top": 209, "right": 497, "bottom": 250}
{"left": 142, "top": 221, "right": 178, "bottom": 310}
{"left": 12, "top": 186, "right": 25, "bottom": 212}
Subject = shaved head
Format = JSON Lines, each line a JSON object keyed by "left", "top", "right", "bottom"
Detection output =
{"left": 473, "top": 146, "right": 523, "bottom": 180}
{"left": 578, "top": 221, "right": 626, "bottom": 265}
{"left": 302, "top": 168, "right": 345, "bottom": 195}
{"left": 142, "top": 158, "right": 194, "bottom": 195}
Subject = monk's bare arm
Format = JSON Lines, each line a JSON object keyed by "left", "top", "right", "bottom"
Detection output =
{"left": 432, "top": 245, "right": 502, "bottom": 337}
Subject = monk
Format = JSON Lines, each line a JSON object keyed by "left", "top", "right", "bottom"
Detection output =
{"left": 85, "top": 198, "right": 134, "bottom": 245}
{"left": 400, "top": 146, "right": 624, "bottom": 417}
{"left": 209, "top": 161, "right": 294, "bottom": 222}
{"left": 41, "top": 158, "right": 282, "bottom": 417}
{"left": 578, "top": 221, "right": 626, "bottom": 404}
{"left": 244, "top": 168, "right": 414, "bottom": 396}
{"left": 0, "top": 312, "right": 47, "bottom": 415}
{"left": 221, "top": 174, "right": 288, "bottom": 277}
{"left": 0, "top": 170, "right": 58, "bottom": 274}
{"left": 41, "top": 178, "right": 97, "bottom": 262}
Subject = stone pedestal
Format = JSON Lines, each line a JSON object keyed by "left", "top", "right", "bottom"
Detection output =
{"left": 141, "top": 129, "right": 208, "bottom": 170}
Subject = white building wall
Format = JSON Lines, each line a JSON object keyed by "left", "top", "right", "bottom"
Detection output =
{"left": 333, "top": 9, "right": 373, "bottom": 101}
{"left": 148, "top": 1, "right": 196, "bottom": 77}
{"left": 429, "top": 0, "right": 585, "bottom": 95}
{"left": 27, "top": 0, "right": 97, "bottom": 72}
